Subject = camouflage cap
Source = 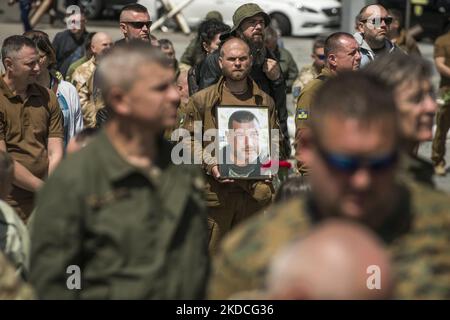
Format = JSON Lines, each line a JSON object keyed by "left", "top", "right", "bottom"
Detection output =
{"left": 221, "top": 3, "right": 270, "bottom": 40}
{"left": 205, "top": 11, "right": 223, "bottom": 22}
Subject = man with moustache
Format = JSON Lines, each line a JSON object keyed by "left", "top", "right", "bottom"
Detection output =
{"left": 354, "top": 4, "right": 399, "bottom": 67}
{"left": 0, "top": 35, "right": 64, "bottom": 222}
{"left": 182, "top": 37, "right": 280, "bottom": 255}
{"left": 198, "top": 3, "right": 290, "bottom": 159}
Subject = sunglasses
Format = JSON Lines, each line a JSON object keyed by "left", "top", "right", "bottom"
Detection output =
{"left": 122, "top": 21, "right": 152, "bottom": 29}
{"left": 317, "top": 146, "right": 398, "bottom": 173}
{"left": 360, "top": 16, "right": 393, "bottom": 26}
{"left": 317, "top": 54, "right": 326, "bottom": 60}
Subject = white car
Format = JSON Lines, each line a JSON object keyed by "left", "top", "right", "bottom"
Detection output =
{"left": 171, "top": 0, "right": 341, "bottom": 36}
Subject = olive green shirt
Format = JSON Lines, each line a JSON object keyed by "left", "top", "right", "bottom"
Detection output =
{"left": 209, "top": 181, "right": 450, "bottom": 300}
{"left": 30, "top": 130, "right": 209, "bottom": 299}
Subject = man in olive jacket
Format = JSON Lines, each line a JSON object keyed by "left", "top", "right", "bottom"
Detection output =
{"left": 29, "top": 43, "right": 209, "bottom": 299}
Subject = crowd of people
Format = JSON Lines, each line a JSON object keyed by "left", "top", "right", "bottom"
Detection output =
{"left": 0, "top": 2, "right": 449, "bottom": 300}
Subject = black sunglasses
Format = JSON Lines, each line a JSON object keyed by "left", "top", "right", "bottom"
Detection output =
{"left": 360, "top": 16, "right": 393, "bottom": 26}
{"left": 317, "top": 145, "right": 398, "bottom": 173}
{"left": 122, "top": 21, "right": 152, "bottom": 29}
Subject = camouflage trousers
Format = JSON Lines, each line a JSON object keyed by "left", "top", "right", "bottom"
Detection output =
{"left": 432, "top": 103, "right": 450, "bottom": 165}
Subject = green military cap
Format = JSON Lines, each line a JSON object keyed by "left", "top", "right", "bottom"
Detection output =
{"left": 221, "top": 3, "right": 271, "bottom": 40}
{"left": 205, "top": 11, "right": 223, "bottom": 22}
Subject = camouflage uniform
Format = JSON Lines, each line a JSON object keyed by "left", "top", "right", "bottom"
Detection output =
{"left": 292, "top": 64, "right": 321, "bottom": 96}
{"left": 0, "top": 252, "right": 35, "bottom": 300}
{"left": 208, "top": 181, "right": 450, "bottom": 299}
{"left": 65, "top": 56, "right": 89, "bottom": 83}
{"left": 71, "top": 57, "right": 97, "bottom": 128}
{"left": 0, "top": 200, "right": 30, "bottom": 279}
{"left": 77, "top": 69, "right": 104, "bottom": 128}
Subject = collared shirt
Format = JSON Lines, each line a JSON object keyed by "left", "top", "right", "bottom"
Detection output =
{"left": 0, "top": 76, "right": 63, "bottom": 220}
{"left": 30, "top": 130, "right": 209, "bottom": 299}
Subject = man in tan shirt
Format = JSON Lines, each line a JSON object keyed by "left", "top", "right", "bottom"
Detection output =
{"left": 0, "top": 35, "right": 63, "bottom": 222}
{"left": 182, "top": 37, "right": 280, "bottom": 254}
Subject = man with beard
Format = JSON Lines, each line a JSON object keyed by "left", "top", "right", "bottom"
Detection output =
{"left": 208, "top": 72, "right": 450, "bottom": 300}
{"left": 354, "top": 4, "right": 398, "bottom": 67}
{"left": 198, "top": 3, "right": 290, "bottom": 159}
{"left": 365, "top": 52, "right": 437, "bottom": 187}
{"left": 182, "top": 37, "right": 280, "bottom": 255}
{"left": 117, "top": 3, "right": 152, "bottom": 44}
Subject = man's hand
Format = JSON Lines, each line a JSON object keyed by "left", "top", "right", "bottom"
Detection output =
{"left": 263, "top": 58, "right": 282, "bottom": 81}
{"left": 211, "top": 165, "right": 234, "bottom": 183}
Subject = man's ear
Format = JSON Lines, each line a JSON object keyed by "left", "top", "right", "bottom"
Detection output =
{"left": 328, "top": 54, "right": 336, "bottom": 68}
{"left": 107, "top": 86, "right": 130, "bottom": 116}
{"left": 3, "top": 57, "right": 13, "bottom": 71}
{"left": 218, "top": 56, "right": 223, "bottom": 70}
{"left": 119, "top": 23, "right": 127, "bottom": 37}
{"left": 356, "top": 21, "right": 365, "bottom": 33}
{"left": 202, "top": 41, "right": 209, "bottom": 53}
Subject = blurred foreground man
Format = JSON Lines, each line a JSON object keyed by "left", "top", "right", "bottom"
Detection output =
{"left": 30, "top": 43, "right": 209, "bottom": 299}
{"left": 265, "top": 221, "right": 393, "bottom": 300}
{"left": 209, "top": 72, "right": 450, "bottom": 300}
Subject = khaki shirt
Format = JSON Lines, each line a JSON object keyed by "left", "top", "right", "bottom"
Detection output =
{"left": 294, "top": 67, "right": 333, "bottom": 174}
{"left": 208, "top": 181, "right": 450, "bottom": 300}
{"left": 29, "top": 130, "right": 209, "bottom": 299}
{"left": 182, "top": 77, "right": 280, "bottom": 206}
{"left": 435, "top": 32, "right": 450, "bottom": 88}
{"left": 0, "top": 77, "right": 63, "bottom": 220}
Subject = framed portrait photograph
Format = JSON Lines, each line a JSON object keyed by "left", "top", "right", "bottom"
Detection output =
{"left": 216, "top": 105, "right": 272, "bottom": 180}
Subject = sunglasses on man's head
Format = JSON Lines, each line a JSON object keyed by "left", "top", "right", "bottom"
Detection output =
{"left": 360, "top": 16, "right": 393, "bottom": 26}
{"left": 122, "top": 21, "right": 152, "bottom": 29}
{"left": 316, "top": 146, "right": 398, "bottom": 173}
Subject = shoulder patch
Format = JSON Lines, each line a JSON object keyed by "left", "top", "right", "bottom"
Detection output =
{"left": 296, "top": 109, "right": 309, "bottom": 120}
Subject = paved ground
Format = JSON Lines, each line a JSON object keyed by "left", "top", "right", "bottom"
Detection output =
{"left": 1, "top": 3, "right": 449, "bottom": 192}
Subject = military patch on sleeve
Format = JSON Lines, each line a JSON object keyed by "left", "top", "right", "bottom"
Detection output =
{"left": 296, "top": 109, "right": 309, "bottom": 120}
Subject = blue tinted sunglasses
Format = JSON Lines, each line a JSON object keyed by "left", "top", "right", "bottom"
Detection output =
{"left": 317, "top": 147, "right": 398, "bottom": 173}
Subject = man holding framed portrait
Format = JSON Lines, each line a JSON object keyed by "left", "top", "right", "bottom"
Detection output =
{"left": 182, "top": 37, "right": 282, "bottom": 254}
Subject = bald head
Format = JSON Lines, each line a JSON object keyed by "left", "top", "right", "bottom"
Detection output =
{"left": 220, "top": 37, "right": 250, "bottom": 58}
{"left": 91, "top": 32, "right": 113, "bottom": 58}
{"left": 325, "top": 32, "right": 361, "bottom": 72}
{"left": 219, "top": 37, "right": 253, "bottom": 82}
{"left": 266, "top": 220, "right": 393, "bottom": 300}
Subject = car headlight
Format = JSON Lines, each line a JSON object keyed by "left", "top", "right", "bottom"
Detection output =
{"left": 297, "top": 5, "right": 319, "bottom": 13}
